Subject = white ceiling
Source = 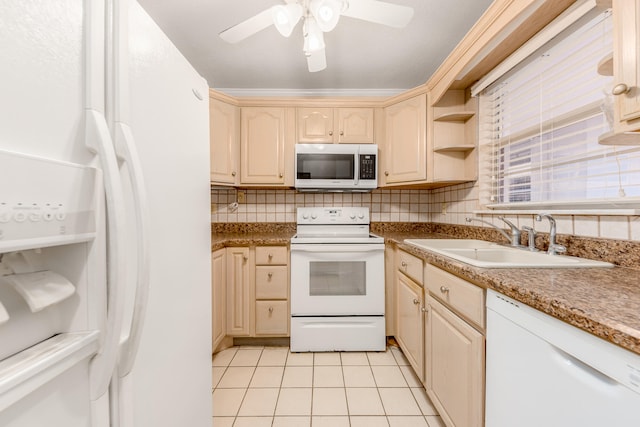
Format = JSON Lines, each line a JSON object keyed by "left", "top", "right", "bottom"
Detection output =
{"left": 137, "top": 0, "right": 494, "bottom": 95}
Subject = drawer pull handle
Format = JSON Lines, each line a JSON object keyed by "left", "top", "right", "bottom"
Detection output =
{"left": 413, "top": 298, "right": 420, "bottom": 305}
{"left": 440, "top": 286, "right": 449, "bottom": 294}
{"left": 268, "top": 306, "right": 274, "bottom": 313}
{"left": 268, "top": 253, "right": 273, "bottom": 259}
{"left": 268, "top": 272, "right": 273, "bottom": 279}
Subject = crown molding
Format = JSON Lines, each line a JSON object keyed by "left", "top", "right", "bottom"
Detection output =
{"left": 214, "top": 87, "right": 406, "bottom": 98}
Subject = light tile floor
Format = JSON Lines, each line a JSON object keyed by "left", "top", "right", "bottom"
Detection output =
{"left": 213, "top": 345, "right": 445, "bottom": 427}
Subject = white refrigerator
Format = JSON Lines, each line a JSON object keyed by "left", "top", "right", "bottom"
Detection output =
{"left": 0, "top": 0, "right": 212, "bottom": 426}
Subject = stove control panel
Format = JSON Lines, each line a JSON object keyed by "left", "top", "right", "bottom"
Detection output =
{"left": 297, "top": 207, "right": 370, "bottom": 225}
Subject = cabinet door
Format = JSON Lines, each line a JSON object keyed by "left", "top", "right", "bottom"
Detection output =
{"left": 255, "top": 300, "right": 289, "bottom": 336}
{"left": 426, "top": 295, "right": 484, "bottom": 427}
{"left": 384, "top": 95, "right": 427, "bottom": 184}
{"left": 226, "top": 247, "right": 250, "bottom": 336}
{"left": 212, "top": 249, "right": 226, "bottom": 350}
{"left": 240, "top": 107, "right": 286, "bottom": 184}
{"left": 209, "top": 98, "right": 239, "bottom": 185}
{"left": 297, "top": 107, "right": 334, "bottom": 143}
{"left": 395, "top": 271, "right": 424, "bottom": 381}
{"left": 337, "top": 108, "right": 374, "bottom": 143}
{"left": 613, "top": 0, "right": 640, "bottom": 128}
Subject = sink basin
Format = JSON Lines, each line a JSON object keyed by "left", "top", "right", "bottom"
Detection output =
{"left": 404, "top": 239, "right": 614, "bottom": 268}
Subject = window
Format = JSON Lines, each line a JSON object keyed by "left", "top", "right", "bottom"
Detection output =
{"left": 479, "top": 9, "right": 640, "bottom": 208}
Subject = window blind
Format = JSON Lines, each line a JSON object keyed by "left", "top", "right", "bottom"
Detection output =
{"left": 479, "top": 10, "right": 640, "bottom": 208}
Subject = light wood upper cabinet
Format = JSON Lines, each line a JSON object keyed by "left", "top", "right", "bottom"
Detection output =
{"left": 297, "top": 107, "right": 375, "bottom": 143}
{"left": 612, "top": 0, "right": 640, "bottom": 132}
{"left": 383, "top": 95, "right": 427, "bottom": 184}
{"left": 212, "top": 248, "right": 226, "bottom": 351}
{"left": 209, "top": 97, "right": 239, "bottom": 185}
{"left": 240, "top": 107, "right": 294, "bottom": 186}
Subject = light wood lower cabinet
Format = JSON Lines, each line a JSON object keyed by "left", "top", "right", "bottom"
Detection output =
{"left": 222, "top": 245, "right": 289, "bottom": 339}
{"left": 424, "top": 264, "right": 485, "bottom": 427}
{"left": 395, "top": 271, "right": 425, "bottom": 381}
{"left": 212, "top": 248, "right": 226, "bottom": 351}
{"left": 226, "top": 247, "right": 250, "bottom": 336}
{"left": 254, "top": 246, "right": 289, "bottom": 336}
{"left": 255, "top": 301, "right": 288, "bottom": 335}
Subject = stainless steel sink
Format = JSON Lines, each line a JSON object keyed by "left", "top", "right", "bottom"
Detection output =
{"left": 404, "top": 239, "right": 614, "bottom": 268}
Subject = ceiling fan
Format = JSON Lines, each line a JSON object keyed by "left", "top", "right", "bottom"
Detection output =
{"left": 219, "top": 0, "right": 414, "bottom": 72}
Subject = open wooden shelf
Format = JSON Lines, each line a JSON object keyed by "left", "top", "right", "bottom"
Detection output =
{"left": 434, "top": 111, "right": 475, "bottom": 122}
{"left": 597, "top": 53, "right": 613, "bottom": 76}
{"left": 598, "top": 130, "right": 640, "bottom": 145}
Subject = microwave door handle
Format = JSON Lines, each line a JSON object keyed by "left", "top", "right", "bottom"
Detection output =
{"left": 354, "top": 152, "right": 359, "bottom": 186}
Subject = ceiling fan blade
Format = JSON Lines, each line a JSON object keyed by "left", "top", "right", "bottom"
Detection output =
{"left": 341, "top": 0, "right": 414, "bottom": 28}
{"left": 219, "top": 8, "right": 274, "bottom": 43}
{"left": 307, "top": 49, "right": 327, "bottom": 72}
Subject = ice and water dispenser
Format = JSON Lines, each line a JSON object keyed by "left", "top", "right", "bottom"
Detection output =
{"left": 0, "top": 149, "right": 101, "bottom": 361}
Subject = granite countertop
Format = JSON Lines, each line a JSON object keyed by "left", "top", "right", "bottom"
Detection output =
{"left": 381, "top": 231, "right": 640, "bottom": 357}
{"left": 211, "top": 227, "right": 640, "bottom": 356}
{"left": 211, "top": 231, "right": 295, "bottom": 252}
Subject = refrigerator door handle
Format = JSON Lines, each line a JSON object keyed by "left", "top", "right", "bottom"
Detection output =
{"left": 110, "top": 0, "right": 151, "bottom": 378}
{"left": 114, "top": 122, "right": 150, "bottom": 377}
{"left": 85, "top": 109, "right": 128, "bottom": 401}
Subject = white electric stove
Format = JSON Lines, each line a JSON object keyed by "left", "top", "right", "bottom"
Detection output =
{"left": 289, "top": 207, "right": 386, "bottom": 352}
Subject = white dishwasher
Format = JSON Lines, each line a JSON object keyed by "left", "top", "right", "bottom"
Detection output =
{"left": 486, "top": 290, "right": 640, "bottom": 427}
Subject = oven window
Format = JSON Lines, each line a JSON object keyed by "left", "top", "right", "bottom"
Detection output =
{"left": 309, "top": 261, "right": 366, "bottom": 296}
{"left": 297, "top": 154, "right": 354, "bottom": 180}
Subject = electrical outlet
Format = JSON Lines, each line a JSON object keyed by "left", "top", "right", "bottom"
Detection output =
{"left": 441, "top": 202, "right": 448, "bottom": 214}
{"left": 237, "top": 191, "right": 246, "bottom": 203}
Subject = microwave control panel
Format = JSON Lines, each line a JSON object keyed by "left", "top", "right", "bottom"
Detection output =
{"left": 359, "top": 154, "right": 376, "bottom": 179}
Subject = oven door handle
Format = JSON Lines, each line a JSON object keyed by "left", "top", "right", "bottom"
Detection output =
{"left": 290, "top": 244, "right": 384, "bottom": 253}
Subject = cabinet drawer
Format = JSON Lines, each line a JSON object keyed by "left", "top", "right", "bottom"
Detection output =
{"left": 425, "top": 264, "right": 485, "bottom": 329}
{"left": 397, "top": 249, "right": 423, "bottom": 285}
{"left": 255, "top": 246, "right": 288, "bottom": 265}
{"left": 255, "top": 300, "right": 289, "bottom": 336}
{"left": 255, "top": 266, "right": 288, "bottom": 299}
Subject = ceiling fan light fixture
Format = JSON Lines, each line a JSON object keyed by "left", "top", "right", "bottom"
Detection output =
{"left": 271, "top": 3, "right": 303, "bottom": 37}
{"left": 309, "top": 0, "right": 342, "bottom": 32}
{"left": 303, "top": 18, "right": 325, "bottom": 54}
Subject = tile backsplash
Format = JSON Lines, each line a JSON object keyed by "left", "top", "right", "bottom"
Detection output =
{"left": 211, "top": 182, "right": 640, "bottom": 242}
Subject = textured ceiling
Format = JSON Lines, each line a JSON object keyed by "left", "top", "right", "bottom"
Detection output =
{"left": 137, "top": 0, "right": 494, "bottom": 94}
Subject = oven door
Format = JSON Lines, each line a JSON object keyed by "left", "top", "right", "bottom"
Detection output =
{"left": 290, "top": 243, "right": 385, "bottom": 316}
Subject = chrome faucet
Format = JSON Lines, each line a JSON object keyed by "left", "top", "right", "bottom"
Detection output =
{"left": 535, "top": 214, "right": 567, "bottom": 255}
{"left": 465, "top": 217, "right": 522, "bottom": 247}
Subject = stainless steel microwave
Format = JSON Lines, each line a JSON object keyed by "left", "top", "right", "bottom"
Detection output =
{"left": 294, "top": 143, "right": 378, "bottom": 191}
